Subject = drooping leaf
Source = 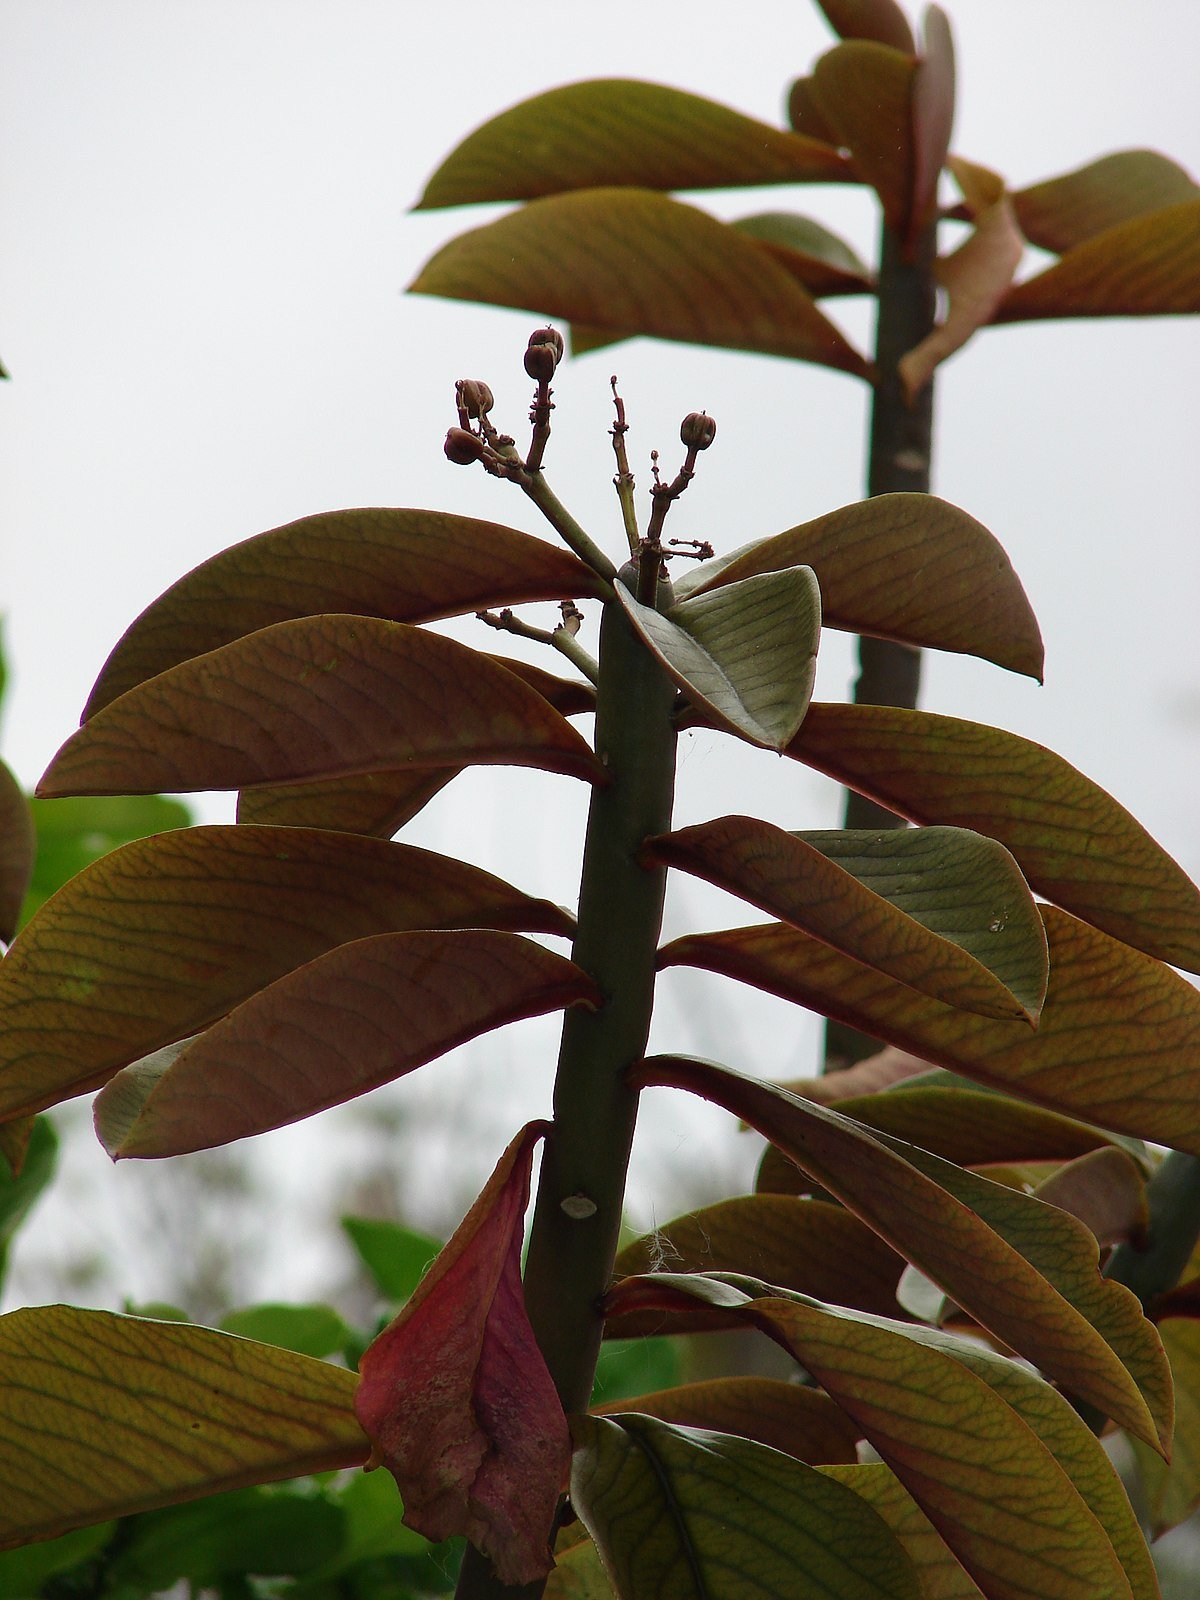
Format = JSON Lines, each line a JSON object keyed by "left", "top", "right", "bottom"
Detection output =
{"left": 22, "top": 792, "right": 191, "bottom": 927}
{"left": 634, "top": 1056, "right": 1169, "bottom": 1448}
{"left": 94, "top": 931, "right": 599, "bottom": 1157}
{"left": 1034, "top": 1149, "right": 1149, "bottom": 1250}
{"left": 83, "top": 509, "right": 607, "bottom": 717}
{"left": 788, "top": 702, "right": 1200, "bottom": 972}
{"left": 817, "top": 1465, "right": 985, "bottom": 1600}
{"left": 571, "top": 1413, "right": 923, "bottom": 1600}
{"left": 810, "top": 42, "right": 917, "bottom": 233}
{"left": 217, "top": 1304, "right": 351, "bottom": 1360}
{"left": 234, "top": 656, "right": 595, "bottom": 835}
{"left": 0, "top": 1116, "right": 57, "bottom": 1288}
{"left": 41, "top": 617, "right": 606, "bottom": 799}
{"left": 0, "top": 825, "right": 571, "bottom": 1120}
{"left": 607, "top": 1196, "right": 904, "bottom": 1335}
{"left": 605, "top": 1277, "right": 1151, "bottom": 1600}
{"left": 677, "top": 494, "right": 1043, "bottom": 681}
{"left": 355, "top": 1121, "right": 568, "bottom": 1585}
{"left": 0, "top": 760, "right": 34, "bottom": 943}
{"left": 1013, "top": 150, "right": 1200, "bottom": 255}
{"left": 995, "top": 197, "right": 1200, "bottom": 321}
{"left": 910, "top": 6, "right": 956, "bottom": 241}
{"left": 411, "top": 189, "right": 872, "bottom": 377}
{"left": 0, "top": 1305, "right": 366, "bottom": 1549}
{"left": 1133, "top": 1316, "right": 1200, "bottom": 1535}
{"left": 730, "top": 212, "right": 874, "bottom": 296}
{"left": 646, "top": 818, "right": 1047, "bottom": 1020}
{"left": 616, "top": 570, "right": 820, "bottom": 751}
{"left": 415, "top": 79, "right": 853, "bottom": 209}
{"left": 899, "top": 190, "right": 1023, "bottom": 401}
{"left": 342, "top": 1215, "right": 443, "bottom": 1303}
{"left": 661, "top": 908, "right": 1200, "bottom": 1154}
{"left": 815, "top": 0, "right": 916, "bottom": 52}
{"left": 593, "top": 1377, "right": 862, "bottom": 1466}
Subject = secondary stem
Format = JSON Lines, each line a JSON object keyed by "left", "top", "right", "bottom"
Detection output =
{"left": 455, "top": 571, "right": 678, "bottom": 1600}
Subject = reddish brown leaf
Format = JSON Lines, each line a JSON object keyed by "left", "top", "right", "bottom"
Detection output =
{"left": 788, "top": 1046, "right": 932, "bottom": 1103}
{"left": 788, "top": 702, "right": 1200, "bottom": 971}
{"left": 910, "top": 6, "right": 956, "bottom": 241}
{"left": 234, "top": 657, "right": 595, "bottom": 835}
{"left": 0, "top": 825, "right": 571, "bottom": 1120}
{"left": 40, "top": 617, "right": 605, "bottom": 800}
{"left": 415, "top": 79, "right": 853, "bottom": 209}
{"left": 995, "top": 197, "right": 1200, "bottom": 321}
{"left": 94, "top": 932, "right": 599, "bottom": 1157}
{"left": 678, "top": 495, "right": 1043, "bottom": 681}
{"left": 411, "top": 189, "right": 872, "bottom": 378}
{"left": 635, "top": 1055, "right": 1169, "bottom": 1449}
{"left": 593, "top": 1376, "right": 861, "bottom": 1465}
{"left": 1013, "top": 150, "right": 1200, "bottom": 255}
{"left": 660, "top": 906, "right": 1200, "bottom": 1155}
{"left": 606, "top": 1197, "right": 904, "bottom": 1336}
{"left": 0, "top": 760, "right": 34, "bottom": 945}
{"left": 899, "top": 192, "right": 1023, "bottom": 401}
{"left": 787, "top": 76, "right": 839, "bottom": 144}
{"left": 1034, "top": 1149, "right": 1149, "bottom": 1250}
{"left": 816, "top": 0, "right": 916, "bottom": 53}
{"left": 645, "top": 817, "right": 1047, "bottom": 1021}
{"left": 355, "top": 1122, "right": 569, "bottom": 1584}
{"left": 83, "top": 510, "right": 606, "bottom": 718}
{"left": 811, "top": 42, "right": 917, "bottom": 233}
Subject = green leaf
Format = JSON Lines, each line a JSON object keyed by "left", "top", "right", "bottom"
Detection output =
{"left": 83, "top": 509, "right": 607, "bottom": 718}
{"left": 606, "top": 1278, "right": 1152, "bottom": 1600}
{"left": 590, "top": 1336, "right": 681, "bottom": 1407}
{"left": 615, "top": 569, "right": 821, "bottom": 751}
{"left": 0, "top": 759, "right": 34, "bottom": 943}
{"left": 634, "top": 1056, "right": 1170, "bottom": 1449}
{"left": 593, "top": 1377, "right": 861, "bottom": 1466}
{"left": 661, "top": 905, "right": 1200, "bottom": 1155}
{"left": 94, "top": 931, "right": 599, "bottom": 1157}
{"left": 608, "top": 1195, "right": 903, "bottom": 1333}
{"left": 411, "top": 189, "right": 873, "bottom": 378}
{"left": 234, "top": 656, "right": 595, "bottom": 836}
{"left": 0, "top": 1520, "right": 117, "bottom": 1596}
{"left": 817, "top": 1465, "right": 985, "bottom": 1600}
{"left": 342, "top": 1215, "right": 442, "bottom": 1303}
{"left": 571, "top": 1413, "right": 923, "bottom": 1600}
{"left": 1013, "top": 150, "right": 1200, "bottom": 255}
{"left": 0, "top": 825, "right": 572, "bottom": 1120}
{"left": 1132, "top": 1315, "right": 1200, "bottom": 1535}
{"left": 677, "top": 494, "right": 1043, "bottom": 681}
{"left": 219, "top": 1304, "right": 351, "bottom": 1359}
{"left": 41, "top": 617, "right": 606, "bottom": 799}
{"left": 547, "top": 1536, "right": 615, "bottom": 1600}
{"left": 788, "top": 701, "right": 1200, "bottom": 972}
{"left": 996, "top": 197, "right": 1200, "bottom": 321}
{"left": 810, "top": 41, "right": 917, "bottom": 233}
{"left": 0, "top": 1115, "right": 57, "bottom": 1289}
{"left": 647, "top": 819, "right": 1047, "bottom": 1020}
{"left": 730, "top": 212, "right": 873, "bottom": 296}
{"left": 23, "top": 792, "right": 191, "bottom": 927}
{"left": 415, "top": 79, "right": 853, "bottom": 209}
{"left": 0, "top": 1305, "right": 366, "bottom": 1549}
{"left": 107, "top": 1487, "right": 345, "bottom": 1589}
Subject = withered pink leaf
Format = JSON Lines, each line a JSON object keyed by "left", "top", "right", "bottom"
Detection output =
{"left": 355, "top": 1121, "right": 568, "bottom": 1584}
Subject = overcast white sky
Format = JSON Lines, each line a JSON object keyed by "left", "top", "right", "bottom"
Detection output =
{"left": 2, "top": 1, "right": 1199, "bottom": 1306}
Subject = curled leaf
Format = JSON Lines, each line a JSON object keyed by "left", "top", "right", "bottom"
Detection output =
{"left": 355, "top": 1121, "right": 568, "bottom": 1584}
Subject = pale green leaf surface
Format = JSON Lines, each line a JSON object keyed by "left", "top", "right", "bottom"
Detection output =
{"left": 730, "top": 212, "right": 873, "bottom": 296}
{"left": 415, "top": 79, "right": 853, "bottom": 208}
{"left": 817, "top": 1465, "right": 985, "bottom": 1600}
{"left": 1133, "top": 1316, "right": 1200, "bottom": 1536}
{"left": 411, "top": 189, "right": 872, "bottom": 376}
{"left": 616, "top": 570, "right": 820, "bottom": 751}
{"left": 647, "top": 818, "right": 1047, "bottom": 1020}
{"left": 788, "top": 702, "right": 1200, "bottom": 972}
{"left": 571, "top": 1413, "right": 922, "bottom": 1600}
{"left": 0, "top": 1306, "right": 366, "bottom": 1549}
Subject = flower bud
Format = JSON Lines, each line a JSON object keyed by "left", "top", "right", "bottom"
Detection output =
{"left": 444, "top": 427, "right": 485, "bottom": 465}
{"left": 457, "top": 379, "right": 494, "bottom": 419}
{"left": 680, "top": 411, "right": 717, "bottom": 451}
{"left": 524, "top": 326, "right": 564, "bottom": 381}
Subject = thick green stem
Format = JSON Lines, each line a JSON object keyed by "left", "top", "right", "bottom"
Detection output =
{"left": 455, "top": 581, "right": 677, "bottom": 1600}
{"left": 825, "top": 216, "right": 937, "bottom": 1073}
